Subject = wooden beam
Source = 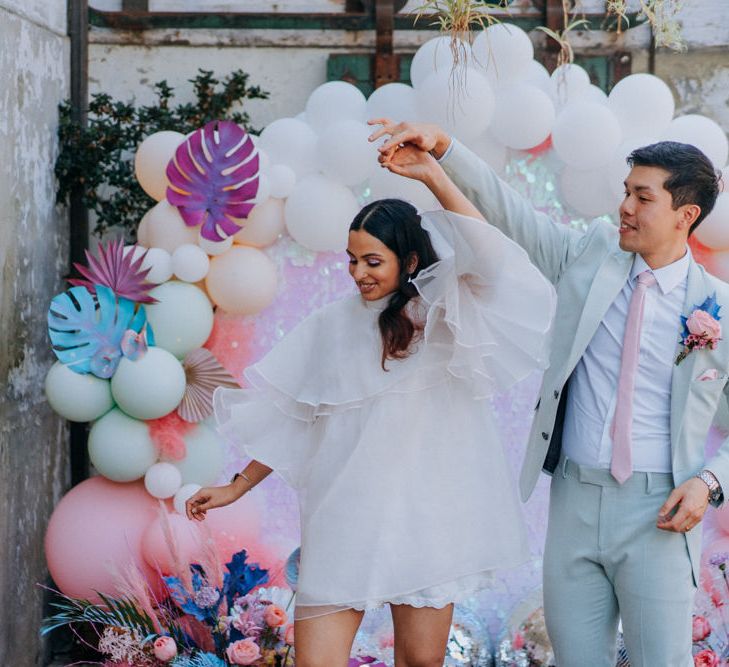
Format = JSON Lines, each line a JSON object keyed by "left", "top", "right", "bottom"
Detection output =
{"left": 374, "top": 0, "right": 399, "bottom": 88}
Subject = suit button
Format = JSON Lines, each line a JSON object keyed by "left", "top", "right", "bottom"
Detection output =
{"left": 542, "top": 432, "right": 549, "bottom": 440}
{"left": 554, "top": 390, "right": 559, "bottom": 399}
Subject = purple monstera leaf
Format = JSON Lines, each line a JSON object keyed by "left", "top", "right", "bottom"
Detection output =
{"left": 166, "top": 120, "right": 260, "bottom": 242}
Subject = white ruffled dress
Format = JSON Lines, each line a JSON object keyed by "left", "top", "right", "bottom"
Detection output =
{"left": 214, "top": 210, "right": 556, "bottom": 619}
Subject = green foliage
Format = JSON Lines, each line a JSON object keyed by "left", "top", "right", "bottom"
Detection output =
{"left": 55, "top": 69, "right": 269, "bottom": 239}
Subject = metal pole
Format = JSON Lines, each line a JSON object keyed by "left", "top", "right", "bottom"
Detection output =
{"left": 67, "top": 0, "right": 90, "bottom": 486}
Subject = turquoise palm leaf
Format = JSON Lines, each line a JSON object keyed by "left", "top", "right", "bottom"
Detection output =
{"left": 48, "top": 284, "right": 150, "bottom": 378}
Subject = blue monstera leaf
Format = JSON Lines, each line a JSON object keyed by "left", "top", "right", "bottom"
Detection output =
{"left": 223, "top": 549, "right": 269, "bottom": 607}
{"left": 48, "top": 284, "right": 150, "bottom": 378}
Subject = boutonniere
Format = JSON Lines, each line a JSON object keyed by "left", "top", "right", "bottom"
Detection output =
{"left": 675, "top": 293, "right": 722, "bottom": 365}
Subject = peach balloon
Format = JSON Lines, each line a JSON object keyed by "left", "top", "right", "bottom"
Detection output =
{"left": 135, "top": 131, "right": 186, "bottom": 201}
{"left": 233, "top": 198, "right": 286, "bottom": 249}
{"left": 204, "top": 494, "right": 264, "bottom": 565}
{"left": 146, "top": 200, "right": 199, "bottom": 254}
{"left": 206, "top": 246, "right": 278, "bottom": 315}
{"left": 45, "top": 477, "right": 163, "bottom": 602}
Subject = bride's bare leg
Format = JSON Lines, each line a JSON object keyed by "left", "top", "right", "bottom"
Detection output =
{"left": 294, "top": 608, "right": 365, "bottom": 667}
{"left": 390, "top": 603, "right": 454, "bottom": 667}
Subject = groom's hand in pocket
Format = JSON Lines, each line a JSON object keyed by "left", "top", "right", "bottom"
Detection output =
{"left": 656, "top": 477, "right": 710, "bottom": 533}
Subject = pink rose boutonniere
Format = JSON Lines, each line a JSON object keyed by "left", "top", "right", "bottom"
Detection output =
{"left": 676, "top": 294, "right": 722, "bottom": 365}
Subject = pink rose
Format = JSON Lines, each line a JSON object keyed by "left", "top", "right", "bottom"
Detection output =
{"left": 226, "top": 638, "right": 261, "bottom": 665}
{"left": 263, "top": 604, "right": 288, "bottom": 628}
{"left": 513, "top": 632, "right": 525, "bottom": 650}
{"left": 284, "top": 624, "right": 295, "bottom": 646}
{"left": 694, "top": 648, "right": 720, "bottom": 667}
{"left": 153, "top": 636, "right": 177, "bottom": 662}
{"left": 687, "top": 310, "right": 721, "bottom": 340}
{"left": 693, "top": 615, "right": 712, "bottom": 642}
{"left": 694, "top": 649, "right": 720, "bottom": 667}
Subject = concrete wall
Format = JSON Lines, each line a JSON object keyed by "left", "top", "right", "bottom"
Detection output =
{"left": 0, "top": 2, "right": 70, "bottom": 664}
{"left": 87, "top": 0, "right": 729, "bottom": 133}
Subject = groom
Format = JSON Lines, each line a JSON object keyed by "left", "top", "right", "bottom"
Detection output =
{"left": 373, "top": 121, "right": 726, "bottom": 666}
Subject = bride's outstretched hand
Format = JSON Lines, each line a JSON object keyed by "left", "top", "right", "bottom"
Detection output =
{"left": 185, "top": 484, "right": 240, "bottom": 522}
{"left": 378, "top": 142, "right": 439, "bottom": 183}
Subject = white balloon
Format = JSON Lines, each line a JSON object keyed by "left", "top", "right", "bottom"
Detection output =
{"left": 305, "top": 81, "right": 367, "bottom": 134}
{"left": 257, "top": 147, "right": 271, "bottom": 172}
{"left": 134, "top": 131, "right": 185, "bottom": 201}
{"left": 560, "top": 166, "right": 620, "bottom": 218}
{"left": 111, "top": 348, "right": 186, "bottom": 420}
{"left": 45, "top": 362, "right": 115, "bottom": 422}
{"left": 579, "top": 84, "right": 608, "bottom": 105}
{"left": 173, "top": 424, "right": 225, "bottom": 487}
{"left": 416, "top": 68, "right": 495, "bottom": 141}
{"left": 722, "top": 165, "right": 729, "bottom": 193}
{"left": 367, "top": 83, "right": 419, "bottom": 123}
{"left": 145, "top": 281, "right": 213, "bottom": 358}
{"left": 88, "top": 409, "right": 157, "bottom": 482}
{"left": 367, "top": 166, "right": 438, "bottom": 212}
{"left": 145, "top": 200, "right": 199, "bottom": 253}
{"left": 234, "top": 198, "right": 286, "bottom": 248}
{"left": 259, "top": 118, "right": 318, "bottom": 178}
{"left": 267, "top": 164, "right": 297, "bottom": 199}
{"left": 552, "top": 101, "right": 622, "bottom": 169}
{"left": 490, "top": 84, "right": 555, "bottom": 150}
{"left": 254, "top": 173, "right": 271, "bottom": 204}
{"left": 549, "top": 64, "right": 591, "bottom": 108}
{"left": 144, "top": 462, "right": 182, "bottom": 499}
{"left": 409, "top": 36, "right": 469, "bottom": 89}
{"left": 472, "top": 23, "right": 534, "bottom": 87}
{"left": 694, "top": 192, "right": 729, "bottom": 250}
{"left": 285, "top": 174, "right": 360, "bottom": 252}
{"left": 172, "top": 244, "right": 210, "bottom": 283}
{"left": 173, "top": 483, "right": 202, "bottom": 515}
{"left": 198, "top": 232, "right": 233, "bottom": 256}
{"left": 141, "top": 247, "right": 173, "bottom": 284}
{"left": 661, "top": 114, "right": 729, "bottom": 168}
{"left": 137, "top": 208, "right": 152, "bottom": 247}
{"left": 317, "top": 120, "right": 379, "bottom": 186}
{"left": 468, "top": 132, "right": 508, "bottom": 173}
{"left": 605, "top": 136, "right": 659, "bottom": 198}
{"left": 517, "top": 59, "right": 551, "bottom": 95}
{"left": 608, "top": 73, "right": 675, "bottom": 141}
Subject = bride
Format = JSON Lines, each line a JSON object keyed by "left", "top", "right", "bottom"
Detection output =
{"left": 186, "top": 130, "right": 556, "bottom": 667}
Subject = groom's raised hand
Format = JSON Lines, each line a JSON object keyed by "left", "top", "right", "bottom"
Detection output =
{"left": 656, "top": 477, "right": 711, "bottom": 533}
{"left": 368, "top": 119, "right": 452, "bottom": 161}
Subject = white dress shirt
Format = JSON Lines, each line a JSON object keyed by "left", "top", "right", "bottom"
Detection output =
{"left": 562, "top": 250, "right": 691, "bottom": 472}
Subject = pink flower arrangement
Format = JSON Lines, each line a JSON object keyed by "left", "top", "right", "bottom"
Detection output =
{"left": 264, "top": 604, "right": 288, "bottom": 628}
{"left": 693, "top": 615, "right": 712, "bottom": 642}
{"left": 694, "top": 648, "right": 720, "bottom": 667}
{"left": 226, "top": 638, "right": 262, "bottom": 665}
{"left": 152, "top": 636, "right": 177, "bottom": 662}
{"left": 676, "top": 296, "right": 722, "bottom": 365}
{"left": 284, "top": 624, "right": 295, "bottom": 646}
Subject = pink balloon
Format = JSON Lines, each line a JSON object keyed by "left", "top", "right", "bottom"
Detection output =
{"left": 141, "top": 513, "right": 209, "bottom": 575}
{"left": 714, "top": 503, "right": 729, "bottom": 535}
{"left": 45, "top": 477, "right": 163, "bottom": 602}
{"left": 203, "top": 494, "right": 263, "bottom": 564}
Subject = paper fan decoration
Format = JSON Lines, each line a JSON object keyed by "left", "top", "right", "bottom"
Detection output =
{"left": 178, "top": 348, "right": 239, "bottom": 422}
{"left": 69, "top": 238, "right": 156, "bottom": 304}
{"left": 166, "top": 120, "right": 260, "bottom": 242}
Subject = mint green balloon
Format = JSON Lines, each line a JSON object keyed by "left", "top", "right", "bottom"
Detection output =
{"left": 111, "top": 347, "right": 186, "bottom": 420}
{"left": 88, "top": 409, "right": 157, "bottom": 482}
{"left": 145, "top": 281, "right": 214, "bottom": 358}
{"left": 173, "top": 423, "right": 224, "bottom": 486}
{"left": 45, "top": 362, "right": 114, "bottom": 422}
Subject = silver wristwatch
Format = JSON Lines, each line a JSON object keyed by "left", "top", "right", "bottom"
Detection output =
{"left": 696, "top": 470, "right": 723, "bottom": 505}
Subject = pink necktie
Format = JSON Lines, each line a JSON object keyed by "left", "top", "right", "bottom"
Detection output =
{"left": 610, "top": 270, "right": 657, "bottom": 484}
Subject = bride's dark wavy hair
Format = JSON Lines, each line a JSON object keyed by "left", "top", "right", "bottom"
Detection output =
{"left": 349, "top": 198, "right": 439, "bottom": 369}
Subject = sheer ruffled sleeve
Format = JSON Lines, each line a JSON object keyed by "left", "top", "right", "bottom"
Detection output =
{"left": 413, "top": 209, "right": 556, "bottom": 399}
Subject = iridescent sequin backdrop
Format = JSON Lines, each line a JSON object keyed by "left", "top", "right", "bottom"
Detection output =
{"left": 208, "top": 151, "right": 665, "bottom": 652}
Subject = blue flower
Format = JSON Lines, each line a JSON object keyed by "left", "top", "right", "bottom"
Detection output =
{"left": 223, "top": 550, "right": 269, "bottom": 608}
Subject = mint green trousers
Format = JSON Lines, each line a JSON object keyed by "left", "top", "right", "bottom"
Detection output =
{"left": 543, "top": 457, "right": 695, "bottom": 667}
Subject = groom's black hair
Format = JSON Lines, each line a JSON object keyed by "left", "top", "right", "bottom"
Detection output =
{"left": 627, "top": 141, "right": 721, "bottom": 236}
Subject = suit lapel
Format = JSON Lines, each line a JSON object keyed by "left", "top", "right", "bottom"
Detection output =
{"left": 670, "top": 258, "right": 708, "bottom": 449}
{"left": 563, "top": 250, "right": 634, "bottom": 381}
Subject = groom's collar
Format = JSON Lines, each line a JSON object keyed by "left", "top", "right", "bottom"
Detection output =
{"left": 630, "top": 247, "right": 691, "bottom": 295}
